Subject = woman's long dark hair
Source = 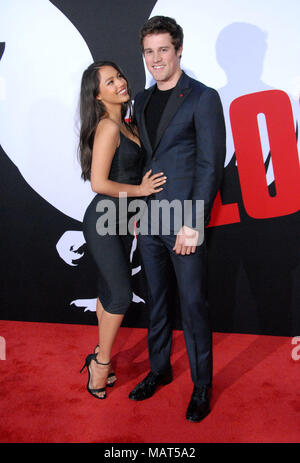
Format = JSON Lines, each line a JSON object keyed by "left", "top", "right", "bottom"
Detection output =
{"left": 78, "top": 61, "right": 136, "bottom": 181}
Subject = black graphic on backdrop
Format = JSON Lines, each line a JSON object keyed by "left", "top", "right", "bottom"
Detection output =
{"left": 50, "top": 0, "right": 157, "bottom": 96}
{"left": 0, "top": 1, "right": 299, "bottom": 335}
{"left": 0, "top": 42, "right": 5, "bottom": 60}
{"left": 0, "top": 1, "right": 157, "bottom": 328}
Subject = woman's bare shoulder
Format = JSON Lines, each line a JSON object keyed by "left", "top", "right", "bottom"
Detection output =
{"left": 95, "top": 118, "right": 120, "bottom": 139}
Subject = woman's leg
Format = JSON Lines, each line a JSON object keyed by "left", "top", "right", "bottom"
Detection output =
{"left": 89, "top": 310, "right": 124, "bottom": 397}
{"left": 96, "top": 297, "right": 104, "bottom": 340}
{"left": 98, "top": 310, "right": 124, "bottom": 363}
{"left": 82, "top": 219, "right": 133, "bottom": 397}
{"left": 95, "top": 298, "right": 117, "bottom": 385}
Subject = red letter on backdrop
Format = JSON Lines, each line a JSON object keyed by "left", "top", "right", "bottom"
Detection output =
{"left": 230, "top": 90, "right": 300, "bottom": 219}
{"left": 207, "top": 191, "right": 240, "bottom": 227}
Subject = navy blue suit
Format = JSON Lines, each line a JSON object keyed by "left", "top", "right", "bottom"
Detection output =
{"left": 135, "top": 71, "right": 226, "bottom": 385}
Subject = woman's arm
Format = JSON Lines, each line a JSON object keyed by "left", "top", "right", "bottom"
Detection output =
{"left": 90, "top": 119, "right": 166, "bottom": 197}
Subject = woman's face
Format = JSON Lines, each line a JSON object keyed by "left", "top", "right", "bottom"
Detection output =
{"left": 97, "top": 65, "right": 129, "bottom": 107}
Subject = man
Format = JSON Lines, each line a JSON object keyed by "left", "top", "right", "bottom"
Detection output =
{"left": 129, "top": 16, "right": 226, "bottom": 422}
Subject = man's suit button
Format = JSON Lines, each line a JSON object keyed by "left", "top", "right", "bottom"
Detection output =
{"left": 153, "top": 157, "right": 157, "bottom": 160}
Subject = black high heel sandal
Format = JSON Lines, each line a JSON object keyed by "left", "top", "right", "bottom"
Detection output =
{"left": 94, "top": 345, "right": 117, "bottom": 388}
{"left": 80, "top": 353, "right": 111, "bottom": 400}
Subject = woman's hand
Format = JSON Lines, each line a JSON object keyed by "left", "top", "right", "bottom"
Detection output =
{"left": 139, "top": 169, "right": 167, "bottom": 196}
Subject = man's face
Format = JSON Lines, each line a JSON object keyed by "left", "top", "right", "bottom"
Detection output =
{"left": 143, "top": 32, "right": 182, "bottom": 89}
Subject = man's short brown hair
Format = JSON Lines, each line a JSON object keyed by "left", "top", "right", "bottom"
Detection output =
{"left": 140, "top": 16, "right": 184, "bottom": 52}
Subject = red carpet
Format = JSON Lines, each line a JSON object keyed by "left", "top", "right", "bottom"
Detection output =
{"left": 0, "top": 320, "right": 299, "bottom": 443}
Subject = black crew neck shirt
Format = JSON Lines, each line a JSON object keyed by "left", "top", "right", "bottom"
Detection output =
{"left": 145, "top": 85, "right": 174, "bottom": 148}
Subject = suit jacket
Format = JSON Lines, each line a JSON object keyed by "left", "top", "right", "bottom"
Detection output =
{"left": 134, "top": 71, "right": 226, "bottom": 228}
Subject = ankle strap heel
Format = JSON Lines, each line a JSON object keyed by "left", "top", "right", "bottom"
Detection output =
{"left": 94, "top": 357, "right": 111, "bottom": 366}
{"left": 80, "top": 353, "right": 111, "bottom": 400}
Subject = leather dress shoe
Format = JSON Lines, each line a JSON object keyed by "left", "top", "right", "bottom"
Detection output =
{"left": 186, "top": 384, "right": 212, "bottom": 422}
{"left": 129, "top": 369, "right": 173, "bottom": 401}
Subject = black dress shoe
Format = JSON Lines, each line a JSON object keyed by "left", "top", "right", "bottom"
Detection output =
{"left": 186, "top": 384, "right": 212, "bottom": 422}
{"left": 129, "top": 369, "right": 173, "bottom": 401}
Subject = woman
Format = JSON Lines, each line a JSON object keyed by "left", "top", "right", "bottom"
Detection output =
{"left": 78, "top": 61, "right": 166, "bottom": 399}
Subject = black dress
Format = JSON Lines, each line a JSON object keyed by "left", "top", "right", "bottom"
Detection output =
{"left": 83, "top": 132, "right": 144, "bottom": 314}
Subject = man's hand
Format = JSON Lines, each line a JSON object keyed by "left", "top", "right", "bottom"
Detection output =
{"left": 173, "top": 225, "right": 199, "bottom": 255}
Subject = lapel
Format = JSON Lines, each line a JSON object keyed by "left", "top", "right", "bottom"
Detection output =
{"left": 153, "top": 71, "right": 191, "bottom": 152}
{"left": 139, "top": 85, "right": 156, "bottom": 157}
{"left": 139, "top": 71, "right": 192, "bottom": 157}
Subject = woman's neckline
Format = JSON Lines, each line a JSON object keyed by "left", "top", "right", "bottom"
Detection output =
{"left": 120, "top": 130, "right": 141, "bottom": 149}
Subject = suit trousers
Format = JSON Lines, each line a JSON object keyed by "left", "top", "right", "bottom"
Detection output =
{"left": 138, "top": 231, "right": 212, "bottom": 386}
